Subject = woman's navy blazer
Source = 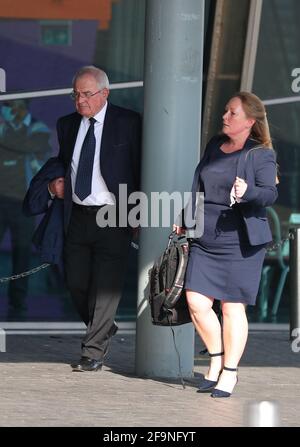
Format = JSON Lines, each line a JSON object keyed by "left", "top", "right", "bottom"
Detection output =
{"left": 190, "top": 136, "right": 278, "bottom": 246}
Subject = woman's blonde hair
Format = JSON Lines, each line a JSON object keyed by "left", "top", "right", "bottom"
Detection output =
{"left": 233, "top": 91, "right": 279, "bottom": 182}
{"left": 233, "top": 91, "right": 273, "bottom": 148}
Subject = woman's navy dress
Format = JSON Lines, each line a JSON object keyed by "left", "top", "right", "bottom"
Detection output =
{"left": 185, "top": 141, "right": 266, "bottom": 305}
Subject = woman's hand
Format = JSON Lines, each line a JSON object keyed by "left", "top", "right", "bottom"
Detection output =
{"left": 173, "top": 224, "right": 186, "bottom": 235}
{"left": 234, "top": 176, "right": 248, "bottom": 199}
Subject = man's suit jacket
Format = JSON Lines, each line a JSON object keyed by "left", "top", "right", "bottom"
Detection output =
{"left": 56, "top": 102, "right": 142, "bottom": 233}
{"left": 189, "top": 135, "right": 278, "bottom": 246}
{"left": 23, "top": 157, "right": 65, "bottom": 265}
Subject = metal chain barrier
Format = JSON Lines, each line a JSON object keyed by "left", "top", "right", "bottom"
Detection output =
{"left": 0, "top": 234, "right": 294, "bottom": 284}
{"left": 0, "top": 263, "right": 50, "bottom": 284}
{"left": 0, "top": 241, "right": 139, "bottom": 284}
{"left": 266, "top": 231, "right": 294, "bottom": 252}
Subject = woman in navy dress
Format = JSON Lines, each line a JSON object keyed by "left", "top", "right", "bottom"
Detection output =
{"left": 174, "top": 92, "right": 278, "bottom": 398}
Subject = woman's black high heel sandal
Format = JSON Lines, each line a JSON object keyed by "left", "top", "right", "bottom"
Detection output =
{"left": 210, "top": 366, "right": 238, "bottom": 398}
{"left": 197, "top": 351, "right": 224, "bottom": 392}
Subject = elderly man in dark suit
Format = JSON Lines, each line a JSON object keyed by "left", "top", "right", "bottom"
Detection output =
{"left": 49, "top": 66, "right": 141, "bottom": 371}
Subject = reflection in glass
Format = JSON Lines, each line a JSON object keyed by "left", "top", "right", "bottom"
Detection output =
{"left": 0, "top": 0, "right": 145, "bottom": 91}
{"left": 0, "top": 0, "right": 145, "bottom": 321}
{"left": 252, "top": 0, "right": 300, "bottom": 323}
{"left": 0, "top": 99, "right": 51, "bottom": 319}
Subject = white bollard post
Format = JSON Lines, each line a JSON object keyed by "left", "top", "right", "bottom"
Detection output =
{"left": 245, "top": 400, "right": 281, "bottom": 427}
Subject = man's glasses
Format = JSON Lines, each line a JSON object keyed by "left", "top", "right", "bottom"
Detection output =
{"left": 70, "top": 90, "right": 102, "bottom": 101}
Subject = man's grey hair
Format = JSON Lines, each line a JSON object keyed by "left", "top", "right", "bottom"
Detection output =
{"left": 72, "top": 66, "right": 109, "bottom": 90}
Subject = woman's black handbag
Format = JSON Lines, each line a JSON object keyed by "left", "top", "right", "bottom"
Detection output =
{"left": 149, "top": 232, "right": 191, "bottom": 326}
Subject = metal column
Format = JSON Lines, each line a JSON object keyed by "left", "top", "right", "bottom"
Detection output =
{"left": 136, "top": 0, "right": 205, "bottom": 378}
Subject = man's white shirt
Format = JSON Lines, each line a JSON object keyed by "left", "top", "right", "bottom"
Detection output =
{"left": 71, "top": 102, "right": 115, "bottom": 206}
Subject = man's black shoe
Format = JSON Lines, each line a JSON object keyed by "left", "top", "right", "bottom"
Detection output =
{"left": 70, "top": 356, "right": 85, "bottom": 369}
{"left": 71, "top": 357, "right": 103, "bottom": 372}
{"left": 71, "top": 323, "right": 119, "bottom": 369}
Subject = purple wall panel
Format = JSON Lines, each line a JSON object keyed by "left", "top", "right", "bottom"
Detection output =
{"left": 0, "top": 19, "right": 100, "bottom": 255}
{"left": 0, "top": 19, "right": 98, "bottom": 91}
{"left": 0, "top": 19, "right": 100, "bottom": 152}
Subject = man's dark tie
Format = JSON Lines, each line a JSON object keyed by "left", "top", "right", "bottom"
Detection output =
{"left": 75, "top": 117, "right": 96, "bottom": 201}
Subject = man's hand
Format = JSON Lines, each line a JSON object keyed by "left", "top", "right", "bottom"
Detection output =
{"left": 49, "top": 177, "right": 65, "bottom": 199}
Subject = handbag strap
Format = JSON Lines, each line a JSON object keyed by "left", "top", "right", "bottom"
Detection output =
{"left": 236, "top": 144, "right": 262, "bottom": 179}
{"left": 164, "top": 238, "right": 189, "bottom": 309}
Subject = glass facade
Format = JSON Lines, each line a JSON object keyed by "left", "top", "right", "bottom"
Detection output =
{"left": 201, "top": 0, "right": 251, "bottom": 145}
{"left": 0, "top": 0, "right": 145, "bottom": 92}
{"left": 0, "top": 0, "right": 298, "bottom": 323}
{"left": 201, "top": 0, "right": 300, "bottom": 323}
{"left": 0, "top": 0, "right": 145, "bottom": 321}
{"left": 251, "top": 0, "right": 300, "bottom": 322}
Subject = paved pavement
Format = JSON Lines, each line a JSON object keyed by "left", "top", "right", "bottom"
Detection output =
{"left": 0, "top": 324, "right": 299, "bottom": 427}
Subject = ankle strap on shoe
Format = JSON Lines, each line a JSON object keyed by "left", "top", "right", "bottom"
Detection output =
{"left": 209, "top": 351, "right": 224, "bottom": 357}
{"left": 223, "top": 366, "right": 238, "bottom": 371}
